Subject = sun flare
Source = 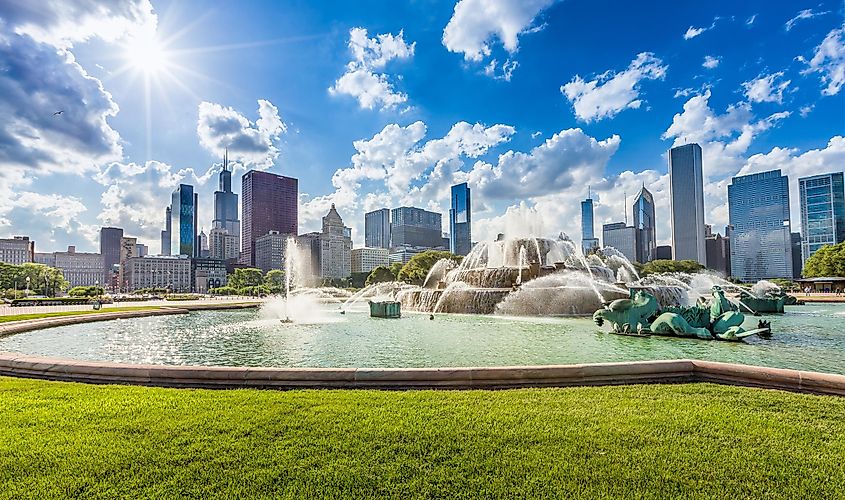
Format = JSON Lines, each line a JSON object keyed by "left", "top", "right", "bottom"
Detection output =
{"left": 125, "top": 33, "right": 169, "bottom": 75}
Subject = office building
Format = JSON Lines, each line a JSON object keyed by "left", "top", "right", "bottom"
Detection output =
{"left": 669, "top": 143, "right": 706, "bottom": 264}
{"left": 319, "top": 204, "right": 352, "bottom": 279}
{"left": 633, "top": 186, "right": 656, "bottom": 263}
{"left": 255, "top": 231, "right": 288, "bottom": 273}
{"left": 799, "top": 172, "right": 845, "bottom": 264}
{"left": 705, "top": 232, "right": 731, "bottom": 277}
{"left": 0, "top": 236, "right": 34, "bottom": 265}
{"left": 160, "top": 207, "right": 171, "bottom": 256}
{"left": 136, "top": 244, "right": 148, "bottom": 258}
{"left": 40, "top": 246, "right": 105, "bottom": 287}
{"left": 169, "top": 184, "right": 198, "bottom": 257}
{"left": 209, "top": 227, "right": 240, "bottom": 261}
{"left": 125, "top": 255, "right": 192, "bottom": 292}
{"left": 390, "top": 207, "right": 443, "bottom": 249}
{"left": 212, "top": 150, "right": 241, "bottom": 238}
{"left": 100, "top": 227, "right": 122, "bottom": 283}
{"left": 449, "top": 183, "right": 472, "bottom": 256}
{"left": 655, "top": 245, "right": 672, "bottom": 260}
{"left": 602, "top": 222, "right": 637, "bottom": 263}
{"left": 728, "top": 169, "right": 793, "bottom": 281}
{"left": 352, "top": 247, "right": 389, "bottom": 274}
{"left": 791, "top": 232, "right": 803, "bottom": 278}
{"left": 118, "top": 236, "right": 138, "bottom": 291}
{"left": 242, "top": 170, "right": 298, "bottom": 266}
{"left": 389, "top": 247, "right": 429, "bottom": 264}
{"left": 192, "top": 258, "right": 227, "bottom": 293}
{"left": 581, "top": 194, "right": 599, "bottom": 254}
{"left": 198, "top": 230, "right": 209, "bottom": 258}
{"left": 365, "top": 209, "right": 391, "bottom": 249}
{"left": 293, "top": 232, "right": 322, "bottom": 285}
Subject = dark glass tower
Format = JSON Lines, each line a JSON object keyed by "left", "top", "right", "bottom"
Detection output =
{"left": 212, "top": 149, "right": 240, "bottom": 238}
{"left": 633, "top": 185, "right": 656, "bottom": 263}
{"left": 581, "top": 190, "right": 599, "bottom": 254}
{"left": 449, "top": 182, "right": 472, "bottom": 256}
{"left": 241, "top": 170, "right": 298, "bottom": 265}
{"left": 100, "top": 227, "right": 123, "bottom": 284}
{"left": 669, "top": 143, "right": 706, "bottom": 264}
{"left": 390, "top": 207, "right": 442, "bottom": 248}
{"left": 365, "top": 209, "right": 391, "bottom": 249}
{"left": 170, "top": 184, "right": 197, "bottom": 257}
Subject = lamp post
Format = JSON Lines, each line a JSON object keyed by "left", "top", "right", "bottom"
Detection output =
{"left": 25, "top": 276, "right": 30, "bottom": 296}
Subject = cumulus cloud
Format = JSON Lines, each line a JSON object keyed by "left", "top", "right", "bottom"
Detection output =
{"left": 742, "top": 72, "right": 792, "bottom": 103}
{"left": 702, "top": 55, "right": 721, "bottom": 69}
{"left": 484, "top": 58, "right": 519, "bottom": 81}
{"left": 442, "top": 0, "right": 555, "bottom": 78}
{"left": 0, "top": 0, "right": 156, "bottom": 48}
{"left": 801, "top": 24, "right": 845, "bottom": 96}
{"left": 196, "top": 100, "right": 286, "bottom": 169}
{"left": 561, "top": 52, "right": 667, "bottom": 122}
{"left": 329, "top": 28, "right": 415, "bottom": 110}
{"left": 785, "top": 8, "right": 829, "bottom": 32}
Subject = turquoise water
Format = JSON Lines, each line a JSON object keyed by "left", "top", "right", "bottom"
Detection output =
{"left": 1, "top": 303, "right": 844, "bottom": 374}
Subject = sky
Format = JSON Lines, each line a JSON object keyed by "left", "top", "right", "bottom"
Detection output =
{"left": 0, "top": 0, "right": 843, "bottom": 253}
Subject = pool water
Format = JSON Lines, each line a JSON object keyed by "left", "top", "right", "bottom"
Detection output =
{"left": 1, "top": 303, "right": 844, "bottom": 374}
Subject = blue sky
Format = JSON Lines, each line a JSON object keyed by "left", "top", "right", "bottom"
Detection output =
{"left": 0, "top": 0, "right": 843, "bottom": 253}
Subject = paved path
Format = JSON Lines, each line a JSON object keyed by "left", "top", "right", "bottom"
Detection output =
{"left": 0, "top": 297, "right": 264, "bottom": 317}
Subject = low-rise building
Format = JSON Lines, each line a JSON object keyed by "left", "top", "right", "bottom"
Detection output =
{"left": 352, "top": 247, "right": 389, "bottom": 274}
{"left": 38, "top": 246, "right": 104, "bottom": 287}
{"left": 0, "top": 236, "right": 34, "bottom": 265}
{"left": 192, "top": 258, "right": 227, "bottom": 293}
{"left": 125, "top": 255, "right": 191, "bottom": 292}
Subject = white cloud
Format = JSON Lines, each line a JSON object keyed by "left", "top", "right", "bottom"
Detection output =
{"left": 329, "top": 28, "right": 415, "bottom": 110}
{"left": 442, "top": 0, "right": 555, "bottom": 79}
{"left": 0, "top": 0, "right": 156, "bottom": 48}
{"left": 741, "top": 72, "right": 792, "bottom": 103}
{"left": 746, "top": 14, "right": 757, "bottom": 26}
{"left": 799, "top": 105, "right": 814, "bottom": 117}
{"left": 197, "top": 100, "right": 286, "bottom": 169}
{"left": 683, "top": 26, "right": 707, "bottom": 40}
{"left": 785, "top": 9, "right": 829, "bottom": 32}
{"left": 561, "top": 52, "right": 667, "bottom": 122}
{"left": 483, "top": 58, "right": 519, "bottom": 81}
{"left": 802, "top": 24, "right": 845, "bottom": 96}
{"left": 702, "top": 55, "right": 721, "bottom": 69}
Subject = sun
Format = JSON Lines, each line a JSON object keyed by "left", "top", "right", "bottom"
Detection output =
{"left": 125, "top": 32, "right": 169, "bottom": 75}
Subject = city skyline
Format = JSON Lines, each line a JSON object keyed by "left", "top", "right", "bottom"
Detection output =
{"left": 0, "top": 1, "right": 843, "bottom": 254}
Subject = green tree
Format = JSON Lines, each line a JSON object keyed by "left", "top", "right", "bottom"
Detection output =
{"left": 68, "top": 286, "right": 105, "bottom": 297}
{"left": 264, "top": 270, "right": 286, "bottom": 294}
{"left": 397, "top": 251, "right": 463, "bottom": 285}
{"left": 803, "top": 242, "right": 845, "bottom": 278}
{"left": 0, "top": 262, "right": 68, "bottom": 296}
{"left": 389, "top": 262, "right": 403, "bottom": 278}
{"left": 227, "top": 268, "right": 264, "bottom": 289}
{"left": 209, "top": 286, "right": 238, "bottom": 296}
{"left": 365, "top": 266, "right": 395, "bottom": 286}
{"left": 350, "top": 272, "right": 369, "bottom": 289}
{"left": 639, "top": 259, "right": 705, "bottom": 277}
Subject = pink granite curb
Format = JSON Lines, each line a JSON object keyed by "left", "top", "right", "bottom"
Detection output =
{"left": 0, "top": 352, "right": 843, "bottom": 395}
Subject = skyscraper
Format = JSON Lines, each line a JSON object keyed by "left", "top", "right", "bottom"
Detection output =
{"left": 669, "top": 143, "right": 706, "bottom": 264}
{"left": 319, "top": 204, "right": 352, "bottom": 279}
{"left": 169, "top": 184, "right": 198, "bottom": 257}
{"left": 390, "top": 207, "right": 443, "bottom": 249}
{"left": 241, "top": 170, "right": 298, "bottom": 266}
{"left": 160, "top": 207, "right": 171, "bottom": 256}
{"left": 632, "top": 185, "right": 656, "bottom": 263}
{"left": 100, "top": 227, "right": 123, "bottom": 285}
{"left": 365, "top": 209, "right": 391, "bottom": 249}
{"left": 581, "top": 193, "right": 599, "bottom": 254}
{"left": 799, "top": 172, "right": 845, "bottom": 264}
{"left": 212, "top": 149, "right": 240, "bottom": 239}
{"left": 449, "top": 182, "right": 472, "bottom": 256}
{"left": 602, "top": 222, "right": 637, "bottom": 263}
{"left": 728, "top": 169, "right": 793, "bottom": 281}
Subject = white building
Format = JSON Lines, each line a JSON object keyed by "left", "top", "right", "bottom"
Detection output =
{"left": 352, "top": 247, "right": 389, "bottom": 274}
{"left": 36, "top": 246, "right": 104, "bottom": 287}
{"left": 319, "top": 205, "right": 352, "bottom": 279}
{"left": 126, "top": 255, "right": 192, "bottom": 292}
{"left": 209, "top": 227, "right": 239, "bottom": 261}
{"left": 0, "top": 236, "right": 34, "bottom": 265}
{"left": 389, "top": 246, "right": 428, "bottom": 264}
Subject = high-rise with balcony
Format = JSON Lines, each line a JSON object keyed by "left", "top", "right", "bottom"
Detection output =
{"left": 365, "top": 209, "right": 391, "bottom": 249}
{"left": 632, "top": 185, "right": 656, "bottom": 263}
{"left": 799, "top": 172, "right": 845, "bottom": 264}
{"left": 581, "top": 193, "right": 599, "bottom": 254}
{"left": 241, "top": 170, "right": 298, "bottom": 266}
{"left": 728, "top": 169, "right": 793, "bottom": 281}
{"left": 669, "top": 143, "right": 706, "bottom": 264}
{"left": 449, "top": 182, "right": 472, "bottom": 256}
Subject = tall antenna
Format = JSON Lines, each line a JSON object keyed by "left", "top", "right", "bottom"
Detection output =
{"left": 223, "top": 147, "right": 228, "bottom": 171}
{"left": 624, "top": 191, "right": 627, "bottom": 225}
{"left": 588, "top": 185, "right": 591, "bottom": 200}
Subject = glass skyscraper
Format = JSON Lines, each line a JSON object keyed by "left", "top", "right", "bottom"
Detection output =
{"left": 669, "top": 143, "right": 706, "bottom": 264}
{"left": 390, "top": 207, "right": 442, "bottom": 248}
{"left": 212, "top": 150, "right": 240, "bottom": 239}
{"left": 799, "top": 172, "right": 845, "bottom": 264}
{"left": 581, "top": 195, "right": 599, "bottom": 254}
{"left": 170, "top": 184, "right": 198, "bottom": 257}
{"left": 728, "top": 169, "right": 793, "bottom": 281}
{"left": 365, "top": 208, "right": 391, "bottom": 249}
{"left": 632, "top": 186, "right": 656, "bottom": 263}
{"left": 449, "top": 182, "right": 472, "bottom": 256}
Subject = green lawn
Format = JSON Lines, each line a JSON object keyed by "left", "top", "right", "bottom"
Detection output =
{"left": 0, "top": 306, "right": 162, "bottom": 324}
{"left": 1, "top": 379, "right": 843, "bottom": 498}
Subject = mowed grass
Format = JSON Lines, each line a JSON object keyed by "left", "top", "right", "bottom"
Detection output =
{"left": 1, "top": 378, "right": 844, "bottom": 498}
{"left": 0, "top": 306, "right": 162, "bottom": 324}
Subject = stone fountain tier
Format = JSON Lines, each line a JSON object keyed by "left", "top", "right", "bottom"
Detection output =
{"left": 400, "top": 288, "right": 512, "bottom": 314}
{"left": 446, "top": 267, "right": 536, "bottom": 289}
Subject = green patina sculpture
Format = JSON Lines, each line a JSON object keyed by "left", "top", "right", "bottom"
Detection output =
{"left": 594, "top": 286, "right": 771, "bottom": 342}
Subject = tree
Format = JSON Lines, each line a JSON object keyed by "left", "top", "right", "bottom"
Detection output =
{"left": 68, "top": 285, "right": 105, "bottom": 297}
{"left": 365, "top": 266, "right": 395, "bottom": 286}
{"left": 264, "top": 270, "right": 285, "bottom": 294}
{"left": 227, "top": 268, "right": 264, "bottom": 289}
{"left": 350, "top": 272, "right": 369, "bottom": 289}
{"left": 397, "top": 251, "right": 463, "bottom": 285}
{"left": 803, "top": 242, "right": 845, "bottom": 278}
{"left": 209, "top": 286, "right": 238, "bottom": 296}
{"left": 389, "top": 262, "right": 403, "bottom": 278}
{"left": 639, "top": 259, "right": 705, "bottom": 277}
{"left": 0, "top": 262, "right": 68, "bottom": 296}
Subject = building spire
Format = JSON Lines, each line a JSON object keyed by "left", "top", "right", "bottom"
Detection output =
{"left": 223, "top": 147, "right": 228, "bottom": 171}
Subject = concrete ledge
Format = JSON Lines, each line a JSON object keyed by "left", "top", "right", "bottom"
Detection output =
{"left": 0, "top": 352, "right": 842, "bottom": 395}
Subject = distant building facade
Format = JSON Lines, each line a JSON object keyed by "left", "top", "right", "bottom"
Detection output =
{"left": 799, "top": 172, "right": 845, "bottom": 264}
{"left": 655, "top": 245, "right": 672, "bottom": 260}
{"left": 255, "top": 231, "right": 288, "bottom": 273}
{"left": 728, "top": 169, "right": 793, "bottom": 282}
{"left": 192, "top": 258, "right": 227, "bottom": 293}
{"left": 0, "top": 236, "right": 34, "bottom": 265}
{"left": 705, "top": 232, "right": 731, "bottom": 277}
{"left": 669, "top": 143, "right": 706, "bottom": 264}
{"left": 209, "top": 227, "right": 239, "bottom": 261}
{"left": 352, "top": 247, "right": 389, "bottom": 274}
{"left": 365, "top": 209, "right": 391, "bottom": 249}
{"left": 125, "top": 255, "right": 191, "bottom": 292}
{"left": 602, "top": 222, "right": 637, "bottom": 263}
{"left": 100, "top": 227, "right": 123, "bottom": 284}
{"left": 390, "top": 207, "right": 442, "bottom": 249}
{"left": 581, "top": 196, "right": 599, "bottom": 254}
{"left": 212, "top": 150, "right": 241, "bottom": 238}
{"left": 39, "top": 246, "right": 104, "bottom": 287}
{"left": 242, "top": 170, "right": 298, "bottom": 266}
{"left": 633, "top": 186, "right": 656, "bottom": 263}
{"left": 319, "top": 205, "right": 352, "bottom": 279}
{"left": 160, "top": 207, "right": 171, "bottom": 256}
{"left": 449, "top": 183, "right": 472, "bottom": 256}
{"left": 118, "top": 236, "right": 138, "bottom": 291}
{"left": 791, "top": 232, "right": 803, "bottom": 278}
